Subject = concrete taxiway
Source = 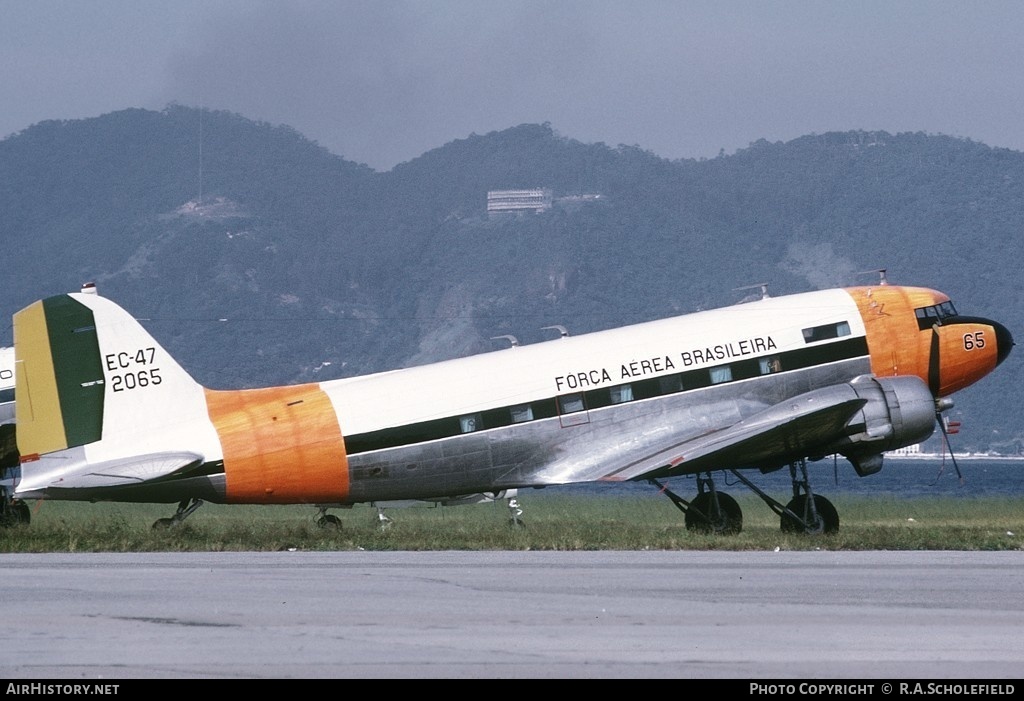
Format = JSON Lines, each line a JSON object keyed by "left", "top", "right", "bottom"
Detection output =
{"left": 0, "top": 550, "right": 1021, "bottom": 679}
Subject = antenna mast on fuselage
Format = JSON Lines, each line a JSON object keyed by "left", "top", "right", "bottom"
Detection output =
{"left": 856, "top": 268, "right": 888, "bottom": 285}
{"left": 734, "top": 283, "right": 770, "bottom": 302}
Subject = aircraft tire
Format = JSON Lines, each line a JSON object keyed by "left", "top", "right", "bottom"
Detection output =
{"left": 685, "top": 492, "right": 743, "bottom": 535}
{"left": 317, "top": 514, "right": 342, "bottom": 530}
{"left": 1, "top": 499, "right": 30, "bottom": 527}
{"left": 780, "top": 494, "right": 839, "bottom": 534}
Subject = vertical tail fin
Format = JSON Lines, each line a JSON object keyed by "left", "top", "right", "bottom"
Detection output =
{"left": 14, "top": 292, "right": 214, "bottom": 462}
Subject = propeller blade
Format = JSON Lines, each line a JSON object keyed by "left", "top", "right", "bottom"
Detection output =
{"left": 928, "top": 325, "right": 941, "bottom": 396}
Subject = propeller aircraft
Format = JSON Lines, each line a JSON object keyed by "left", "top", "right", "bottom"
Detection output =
{"left": 0, "top": 278, "right": 1013, "bottom": 533}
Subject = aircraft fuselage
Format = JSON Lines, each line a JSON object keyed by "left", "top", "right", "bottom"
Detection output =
{"left": 9, "top": 284, "right": 1012, "bottom": 513}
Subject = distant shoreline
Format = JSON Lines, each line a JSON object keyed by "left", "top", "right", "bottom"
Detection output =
{"left": 884, "top": 453, "right": 1024, "bottom": 462}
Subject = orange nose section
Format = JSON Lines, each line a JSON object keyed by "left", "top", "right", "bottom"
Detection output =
{"left": 932, "top": 318, "right": 1013, "bottom": 396}
{"left": 847, "top": 286, "right": 1013, "bottom": 398}
{"left": 847, "top": 285, "right": 938, "bottom": 383}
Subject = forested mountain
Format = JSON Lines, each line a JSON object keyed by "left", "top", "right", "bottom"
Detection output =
{"left": 1, "top": 106, "right": 1021, "bottom": 454}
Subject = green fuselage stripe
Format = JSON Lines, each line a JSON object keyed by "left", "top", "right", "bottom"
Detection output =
{"left": 43, "top": 296, "right": 104, "bottom": 447}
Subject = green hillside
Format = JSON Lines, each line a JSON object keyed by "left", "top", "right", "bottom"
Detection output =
{"left": 1, "top": 107, "right": 1020, "bottom": 454}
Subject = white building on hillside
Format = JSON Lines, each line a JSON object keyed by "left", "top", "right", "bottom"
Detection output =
{"left": 487, "top": 189, "right": 553, "bottom": 217}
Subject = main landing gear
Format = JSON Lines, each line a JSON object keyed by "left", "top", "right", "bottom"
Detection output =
{"left": 650, "top": 458, "right": 840, "bottom": 536}
{"left": 152, "top": 498, "right": 204, "bottom": 529}
{"left": 777, "top": 461, "right": 839, "bottom": 534}
{"left": 650, "top": 475, "right": 742, "bottom": 534}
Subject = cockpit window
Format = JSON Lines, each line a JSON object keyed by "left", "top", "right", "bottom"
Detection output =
{"left": 915, "top": 301, "right": 959, "bottom": 330}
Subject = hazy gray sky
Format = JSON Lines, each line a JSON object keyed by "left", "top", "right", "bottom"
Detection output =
{"left": 3, "top": 0, "right": 1023, "bottom": 170}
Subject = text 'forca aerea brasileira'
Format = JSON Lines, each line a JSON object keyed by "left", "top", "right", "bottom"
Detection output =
{"left": 553, "top": 335, "right": 778, "bottom": 391}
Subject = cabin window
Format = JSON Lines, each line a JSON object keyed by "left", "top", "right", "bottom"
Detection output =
{"left": 530, "top": 398, "right": 559, "bottom": 420}
{"left": 709, "top": 366, "right": 733, "bottom": 384}
{"left": 659, "top": 375, "right": 683, "bottom": 394}
{"left": 459, "top": 413, "right": 482, "bottom": 433}
{"left": 609, "top": 384, "right": 634, "bottom": 404}
{"left": 802, "top": 321, "right": 851, "bottom": 343}
{"left": 759, "top": 356, "right": 782, "bottom": 374}
{"left": 510, "top": 404, "right": 534, "bottom": 423}
{"left": 559, "top": 393, "right": 586, "bottom": 414}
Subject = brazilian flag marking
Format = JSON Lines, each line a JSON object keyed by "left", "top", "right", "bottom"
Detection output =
{"left": 14, "top": 295, "right": 104, "bottom": 455}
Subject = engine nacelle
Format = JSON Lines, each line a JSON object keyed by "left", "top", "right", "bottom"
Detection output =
{"left": 834, "top": 375, "right": 938, "bottom": 476}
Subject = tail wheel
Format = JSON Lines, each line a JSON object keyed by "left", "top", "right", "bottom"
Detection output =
{"left": 317, "top": 514, "right": 342, "bottom": 530}
{"left": 685, "top": 492, "right": 743, "bottom": 535}
{"left": 1, "top": 499, "right": 30, "bottom": 527}
{"left": 781, "top": 494, "right": 839, "bottom": 534}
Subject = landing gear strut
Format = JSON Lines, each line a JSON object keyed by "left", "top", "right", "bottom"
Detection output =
{"left": 152, "top": 498, "right": 204, "bottom": 529}
{"left": 778, "top": 460, "right": 839, "bottom": 533}
{"left": 650, "top": 474, "right": 743, "bottom": 535}
{"left": 726, "top": 460, "right": 839, "bottom": 534}
{"left": 780, "top": 493, "right": 839, "bottom": 534}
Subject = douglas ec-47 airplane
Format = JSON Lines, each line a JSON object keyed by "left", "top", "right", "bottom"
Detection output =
{"left": 0, "top": 278, "right": 1013, "bottom": 533}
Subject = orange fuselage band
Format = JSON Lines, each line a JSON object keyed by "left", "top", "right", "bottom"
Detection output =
{"left": 205, "top": 384, "right": 349, "bottom": 504}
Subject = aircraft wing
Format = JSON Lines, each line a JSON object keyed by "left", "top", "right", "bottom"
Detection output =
{"left": 597, "top": 387, "right": 870, "bottom": 483}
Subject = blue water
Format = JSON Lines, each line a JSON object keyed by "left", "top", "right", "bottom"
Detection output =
{"left": 545, "top": 459, "right": 1024, "bottom": 500}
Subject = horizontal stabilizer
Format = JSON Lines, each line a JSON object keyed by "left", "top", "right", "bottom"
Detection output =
{"left": 29, "top": 451, "right": 204, "bottom": 491}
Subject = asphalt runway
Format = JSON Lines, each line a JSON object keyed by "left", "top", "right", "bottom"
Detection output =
{"left": 0, "top": 550, "right": 1021, "bottom": 679}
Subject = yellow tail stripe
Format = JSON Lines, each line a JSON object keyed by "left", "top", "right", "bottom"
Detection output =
{"left": 14, "top": 301, "right": 68, "bottom": 456}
